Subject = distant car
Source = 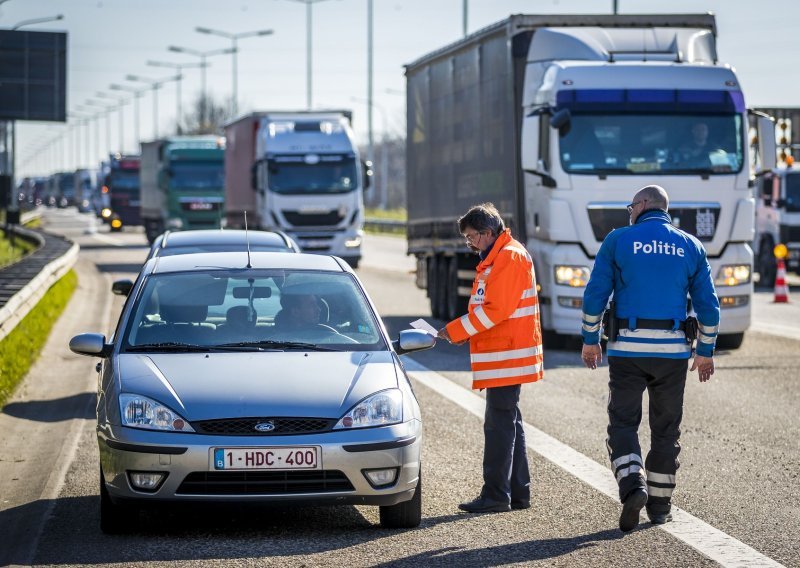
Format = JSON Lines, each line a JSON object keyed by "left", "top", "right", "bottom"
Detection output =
{"left": 147, "top": 229, "right": 301, "bottom": 261}
{"left": 69, "top": 251, "right": 434, "bottom": 533}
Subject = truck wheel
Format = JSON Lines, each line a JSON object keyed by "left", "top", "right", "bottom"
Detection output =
{"left": 379, "top": 471, "right": 422, "bottom": 529}
{"left": 758, "top": 240, "right": 777, "bottom": 288}
{"left": 716, "top": 332, "right": 744, "bottom": 350}
{"left": 436, "top": 258, "right": 449, "bottom": 321}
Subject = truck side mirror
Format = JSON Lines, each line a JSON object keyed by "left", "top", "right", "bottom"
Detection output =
{"left": 755, "top": 113, "right": 777, "bottom": 172}
{"left": 361, "top": 160, "right": 373, "bottom": 190}
{"left": 250, "top": 162, "right": 258, "bottom": 190}
{"left": 157, "top": 169, "right": 168, "bottom": 189}
{"left": 550, "top": 108, "right": 572, "bottom": 137}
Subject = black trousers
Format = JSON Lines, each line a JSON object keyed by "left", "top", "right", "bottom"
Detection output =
{"left": 481, "top": 384, "right": 531, "bottom": 504}
{"left": 607, "top": 356, "right": 687, "bottom": 514}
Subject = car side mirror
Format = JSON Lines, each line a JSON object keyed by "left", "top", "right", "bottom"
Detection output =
{"left": 549, "top": 108, "right": 572, "bottom": 137}
{"left": 69, "top": 333, "right": 112, "bottom": 357}
{"left": 112, "top": 279, "right": 133, "bottom": 296}
{"left": 393, "top": 329, "right": 436, "bottom": 355}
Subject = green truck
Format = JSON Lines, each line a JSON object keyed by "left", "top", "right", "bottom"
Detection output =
{"left": 140, "top": 136, "right": 226, "bottom": 243}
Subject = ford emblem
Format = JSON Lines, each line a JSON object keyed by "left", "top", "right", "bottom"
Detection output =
{"left": 254, "top": 421, "right": 275, "bottom": 432}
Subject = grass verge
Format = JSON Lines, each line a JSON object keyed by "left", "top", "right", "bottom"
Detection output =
{"left": 0, "top": 269, "right": 78, "bottom": 408}
{"left": 0, "top": 232, "right": 37, "bottom": 268}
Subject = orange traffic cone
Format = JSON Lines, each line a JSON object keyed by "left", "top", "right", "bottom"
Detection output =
{"left": 773, "top": 258, "right": 790, "bottom": 303}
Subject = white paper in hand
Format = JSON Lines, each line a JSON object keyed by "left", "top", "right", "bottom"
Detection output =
{"left": 409, "top": 318, "right": 438, "bottom": 336}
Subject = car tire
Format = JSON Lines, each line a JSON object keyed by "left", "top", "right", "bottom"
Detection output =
{"left": 100, "top": 468, "right": 131, "bottom": 534}
{"left": 715, "top": 332, "right": 744, "bottom": 350}
{"left": 379, "top": 471, "right": 422, "bottom": 529}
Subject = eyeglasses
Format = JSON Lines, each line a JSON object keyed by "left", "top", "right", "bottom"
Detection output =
{"left": 626, "top": 199, "right": 647, "bottom": 213}
{"left": 462, "top": 230, "right": 484, "bottom": 243}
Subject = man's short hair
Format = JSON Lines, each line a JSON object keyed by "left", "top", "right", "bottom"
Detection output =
{"left": 458, "top": 202, "right": 506, "bottom": 236}
{"left": 636, "top": 185, "right": 669, "bottom": 211}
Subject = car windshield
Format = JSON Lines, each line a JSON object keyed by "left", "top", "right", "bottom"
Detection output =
{"left": 267, "top": 157, "right": 358, "bottom": 194}
{"left": 158, "top": 244, "right": 292, "bottom": 257}
{"left": 559, "top": 114, "right": 744, "bottom": 175}
{"left": 122, "top": 269, "right": 385, "bottom": 351}
{"left": 785, "top": 173, "right": 800, "bottom": 213}
{"left": 171, "top": 161, "right": 224, "bottom": 189}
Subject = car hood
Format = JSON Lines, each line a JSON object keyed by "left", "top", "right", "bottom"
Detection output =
{"left": 116, "top": 351, "right": 398, "bottom": 421}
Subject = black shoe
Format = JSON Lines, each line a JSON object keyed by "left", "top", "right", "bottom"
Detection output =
{"left": 511, "top": 500, "right": 530, "bottom": 510}
{"left": 458, "top": 496, "right": 511, "bottom": 513}
{"left": 648, "top": 511, "right": 673, "bottom": 525}
{"left": 619, "top": 488, "right": 647, "bottom": 532}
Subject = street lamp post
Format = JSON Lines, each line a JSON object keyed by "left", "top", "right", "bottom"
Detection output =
{"left": 195, "top": 27, "right": 274, "bottom": 118}
{"left": 11, "top": 14, "right": 63, "bottom": 30}
{"left": 168, "top": 45, "right": 235, "bottom": 129}
{"left": 281, "top": 0, "right": 338, "bottom": 110}
{"left": 147, "top": 60, "right": 208, "bottom": 134}
{"left": 110, "top": 83, "right": 148, "bottom": 149}
{"left": 96, "top": 92, "right": 128, "bottom": 152}
{"left": 126, "top": 74, "right": 181, "bottom": 140}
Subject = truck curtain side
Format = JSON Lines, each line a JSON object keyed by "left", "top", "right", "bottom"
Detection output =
{"left": 405, "top": 14, "right": 776, "bottom": 348}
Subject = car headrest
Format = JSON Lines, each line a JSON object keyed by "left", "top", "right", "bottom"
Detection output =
{"left": 161, "top": 304, "right": 208, "bottom": 324}
{"left": 226, "top": 305, "right": 257, "bottom": 327}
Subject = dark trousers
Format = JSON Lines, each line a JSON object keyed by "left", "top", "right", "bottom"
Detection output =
{"left": 481, "top": 384, "right": 531, "bottom": 504}
{"left": 607, "top": 356, "right": 687, "bottom": 513}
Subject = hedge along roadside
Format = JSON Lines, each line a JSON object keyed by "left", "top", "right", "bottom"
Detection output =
{"left": 0, "top": 269, "right": 78, "bottom": 407}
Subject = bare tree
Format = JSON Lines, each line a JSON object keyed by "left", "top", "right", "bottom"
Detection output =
{"left": 178, "top": 93, "right": 235, "bottom": 135}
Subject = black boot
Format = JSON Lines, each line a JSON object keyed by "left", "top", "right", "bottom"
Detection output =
{"left": 619, "top": 488, "right": 647, "bottom": 532}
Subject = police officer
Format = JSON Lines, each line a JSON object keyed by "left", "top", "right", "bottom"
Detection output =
{"left": 438, "top": 203, "right": 544, "bottom": 513}
{"left": 580, "top": 185, "right": 719, "bottom": 532}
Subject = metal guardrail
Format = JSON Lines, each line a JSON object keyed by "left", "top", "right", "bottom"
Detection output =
{"left": 0, "top": 217, "right": 78, "bottom": 342}
{"left": 364, "top": 217, "right": 407, "bottom": 234}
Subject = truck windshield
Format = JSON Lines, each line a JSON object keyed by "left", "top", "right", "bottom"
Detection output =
{"left": 110, "top": 171, "right": 139, "bottom": 190}
{"left": 170, "top": 161, "right": 224, "bottom": 190}
{"left": 559, "top": 114, "right": 744, "bottom": 175}
{"left": 267, "top": 157, "right": 358, "bottom": 194}
{"left": 785, "top": 173, "right": 800, "bottom": 213}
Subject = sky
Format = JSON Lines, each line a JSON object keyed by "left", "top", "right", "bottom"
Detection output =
{"left": 6, "top": 0, "right": 800, "bottom": 177}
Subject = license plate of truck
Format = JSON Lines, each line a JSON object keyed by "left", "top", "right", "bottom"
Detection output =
{"left": 213, "top": 447, "right": 320, "bottom": 470}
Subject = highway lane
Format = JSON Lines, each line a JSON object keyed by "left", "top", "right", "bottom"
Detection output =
{"left": 1, "top": 210, "right": 797, "bottom": 566}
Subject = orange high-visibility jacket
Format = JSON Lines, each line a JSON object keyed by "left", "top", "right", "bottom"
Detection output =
{"left": 446, "top": 229, "right": 544, "bottom": 390}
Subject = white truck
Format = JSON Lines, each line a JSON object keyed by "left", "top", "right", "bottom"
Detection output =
{"left": 405, "top": 13, "right": 776, "bottom": 349}
{"left": 224, "top": 111, "right": 369, "bottom": 267}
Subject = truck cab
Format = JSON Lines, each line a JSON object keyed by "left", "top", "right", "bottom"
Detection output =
{"left": 105, "top": 155, "right": 141, "bottom": 230}
{"left": 253, "top": 113, "right": 367, "bottom": 267}
{"left": 754, "top": 161, "right": 800, "bottom": 285}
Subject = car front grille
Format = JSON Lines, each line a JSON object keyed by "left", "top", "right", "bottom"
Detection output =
{"left": 192, "top": 417, "right": 336, "bottom": 436}
{"left": 176, "top": 470, "right": 354, "bottom": 495}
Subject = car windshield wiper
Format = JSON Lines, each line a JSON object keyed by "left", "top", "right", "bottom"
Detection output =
{"left": 215, "top": 340, "right": 339, "bottom": 352}
{"left": 125, "top": 342, "right": 212, "bottom": 352}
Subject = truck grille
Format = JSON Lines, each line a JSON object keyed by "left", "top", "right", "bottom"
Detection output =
{"left": 192, "top": 417, "right": 335, "bottom": 436}
{"left": 176, "top": 470, "right": 353, "bottom": 495}
{"left": 282, "top": 210, "right": 344, "bottom": 227}
{"left": 588, "top": 206, "right": 720, "bottom": 241}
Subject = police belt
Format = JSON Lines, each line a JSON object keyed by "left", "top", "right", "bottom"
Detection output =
{"left": 615, "top": 318, "right": 686, "bottom": 331}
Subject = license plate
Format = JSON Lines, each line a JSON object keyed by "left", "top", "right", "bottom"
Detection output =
{"left": 301, "top": 240, "right": 330, "bottom": 249}
{"left": 213, "top": 446, "right": 320, "bottom": 470}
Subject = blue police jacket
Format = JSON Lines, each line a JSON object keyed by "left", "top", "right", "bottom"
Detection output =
{"left": 581, "top": 209, "right": 720, "bottom": 358}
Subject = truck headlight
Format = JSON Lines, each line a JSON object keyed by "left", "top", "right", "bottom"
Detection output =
{"left": 554, "top": 265, "right": 591, "bottom": 287}
{"left": 345, "top": 237, "right": 362, "bottom": 248}
{"left": 715, "top": 264, "right": 751, "bottom": 286}
{"left": 334, "top": 389, "right": 402, "bottom": 429}
{"left": 119, "top": 394, "right": 195, "bottom": 432}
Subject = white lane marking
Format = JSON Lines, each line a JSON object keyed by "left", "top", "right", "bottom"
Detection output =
{"left": 404, "top": 359, "right": 784, "bottom": 568}
{"left": 750, "top": 322, "right": 800, "bottom": 342}
{"left": 90, "top": 232, "right": 124, "bottom": 246}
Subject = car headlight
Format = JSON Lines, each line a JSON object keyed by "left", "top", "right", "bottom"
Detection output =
{"left": 554, "top": 265, "right": 591, "bottom": 287}
{"left": 334, "top": 389, "right": 403, "bottom": 429}
{"left": 715, "top": 264, "right": 751, "bottom": 286}
{"left": 119, "top": 394, "right": 195, "bottom": 432}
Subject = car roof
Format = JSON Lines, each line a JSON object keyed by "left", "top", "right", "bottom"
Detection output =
{"left": 161, "top": 230, "right": 291, "bottom": 249}
{"left": 150, "top": 251, "right": 346, "bottom": 274}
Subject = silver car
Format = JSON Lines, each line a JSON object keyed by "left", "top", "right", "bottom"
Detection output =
{"left": 70, "top": 251, "right": 434, "bottom": 533}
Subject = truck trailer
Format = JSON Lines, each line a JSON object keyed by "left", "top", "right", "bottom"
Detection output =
{"left": 405, "top": 13, "right": 776, "bottom": 349}
{"left": 224, "top": 111, "right": 368, "bottom": 267}
{"left": 140, "top": 136, "right": 226, "bottom": 243}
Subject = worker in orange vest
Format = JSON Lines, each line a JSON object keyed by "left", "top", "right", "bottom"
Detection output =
{"left": 438, "top": 203, "right": 544, "bottom": 513}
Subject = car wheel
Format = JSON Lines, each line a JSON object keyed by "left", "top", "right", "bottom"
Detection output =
{"left": 715, "top": 332, "right": 744, "bottom": 350}
{"left": 100, "top": 468, "right": 131, "bottom": 534}
{"left": 379, "top": 471, "right": 422, "bottom": 529}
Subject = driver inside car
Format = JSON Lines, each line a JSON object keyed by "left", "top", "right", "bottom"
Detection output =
{"left": 275, "top": 293, "right": 326, "bottom": 330}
